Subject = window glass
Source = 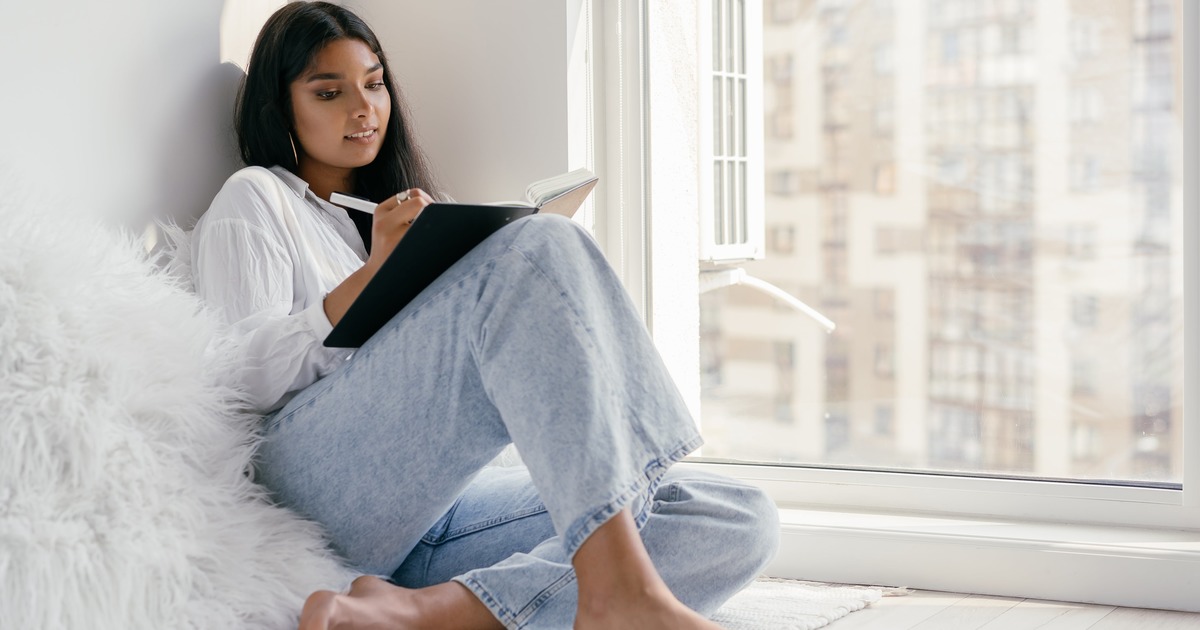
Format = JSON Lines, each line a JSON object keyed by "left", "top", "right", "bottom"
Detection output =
{"left": 697, "top": 0, "right": 1185, "bottom": 485}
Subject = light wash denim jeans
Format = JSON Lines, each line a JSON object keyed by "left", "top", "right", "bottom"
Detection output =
{"left": 254, "top": 214, "right": 780, "bottom": 628}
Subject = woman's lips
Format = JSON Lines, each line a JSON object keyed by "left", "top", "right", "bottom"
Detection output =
{"left": 345, "top": 129, "right": 377, "bottom": 143}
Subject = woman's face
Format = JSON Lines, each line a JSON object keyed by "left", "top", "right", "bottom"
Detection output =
{"left": 289, "top": 38, "right": 391, "bottom": 175}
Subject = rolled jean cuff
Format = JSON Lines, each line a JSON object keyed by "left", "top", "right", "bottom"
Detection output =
{"left": 561, "top": 433, "right": 705, "bottom": 560}
{"left": 454, "top": 571, "right": 576, "bottom": 630}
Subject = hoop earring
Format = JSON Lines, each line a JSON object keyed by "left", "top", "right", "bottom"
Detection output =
{"left": 288, "top": 132, "right": 299, "bottom": 165}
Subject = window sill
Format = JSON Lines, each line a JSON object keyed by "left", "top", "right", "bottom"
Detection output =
{"left": 761, "top": 505, "right": 1200, "bottom": 613}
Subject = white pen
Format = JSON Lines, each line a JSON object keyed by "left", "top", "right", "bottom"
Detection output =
{"left": 330, "top": 191, "right": 378, "bottom": 214}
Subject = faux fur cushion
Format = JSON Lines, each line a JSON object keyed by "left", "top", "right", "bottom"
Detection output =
{"left": 0, "top": 185, "right": 354, "bottom": 628}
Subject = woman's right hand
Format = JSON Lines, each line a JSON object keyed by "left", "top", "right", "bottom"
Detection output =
{"left": 366, "top": 188, "right": 434, "bottom": 270}
{"left": 324, "top": 188, "right": 434, "bottom": 327}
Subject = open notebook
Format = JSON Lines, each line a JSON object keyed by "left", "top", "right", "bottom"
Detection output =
{"left": 323, "top": 169, "right": 598, "bottom": 348}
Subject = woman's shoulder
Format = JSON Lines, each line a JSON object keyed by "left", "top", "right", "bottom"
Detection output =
{"left": 200, "top": 166, "right": 294, "bottom": 227}
{"left": 218, "top": 165, "right": 292, "bottom": 201}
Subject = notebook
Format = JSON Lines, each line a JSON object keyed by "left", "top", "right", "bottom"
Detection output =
{"left": 323, "top": 170, "right": 597, "bottom": 348}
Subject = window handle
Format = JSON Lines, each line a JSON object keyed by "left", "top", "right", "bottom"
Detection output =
{"left": 699, "top": 268, "right": 837, "bottom": 333}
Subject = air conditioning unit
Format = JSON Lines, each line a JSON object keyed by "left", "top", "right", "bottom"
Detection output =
{"left": 699, "top": 0, "right": 765, "bottom": 263}
{"left": 696, "top": 0, "right": 835, "bottom": 333}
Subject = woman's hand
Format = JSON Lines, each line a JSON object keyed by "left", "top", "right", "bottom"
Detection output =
{"left": 323, "top": 188, "right": 433, "bottom": 327}
{"left": 367, "top": 188, "right": 434, "bottom": 271}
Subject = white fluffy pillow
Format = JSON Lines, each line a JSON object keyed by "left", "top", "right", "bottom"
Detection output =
{"left": 0, "top": 186, "right": 354, "bottom": 628}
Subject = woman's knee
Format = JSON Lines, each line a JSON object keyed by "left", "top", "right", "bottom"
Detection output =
{"left": 659, "top": 469, "right": 780, "bottom": 573}
{"left": 735, "top": 480, "right": 781, "bottom": 572}
{"left": 514, "top": 213, "right": 595, "bottom": 256}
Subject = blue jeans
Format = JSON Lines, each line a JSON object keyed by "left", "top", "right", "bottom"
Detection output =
{"left": 254, "top": 215, "right": 780, "bottom": 628}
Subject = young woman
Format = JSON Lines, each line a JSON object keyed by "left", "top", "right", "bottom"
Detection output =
{"left": 190, "top": 3, "right": 779, "bottom": 628}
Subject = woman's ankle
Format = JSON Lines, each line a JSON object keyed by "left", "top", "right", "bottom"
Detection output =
{"left": 572, "top": 509, "right": 669, "bottom": 605}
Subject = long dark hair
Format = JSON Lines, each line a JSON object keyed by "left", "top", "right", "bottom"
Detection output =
{"left": 235, "top": 1, "right": 438, "bottom": 202}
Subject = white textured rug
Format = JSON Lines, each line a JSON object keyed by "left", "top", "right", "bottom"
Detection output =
{"left": 712, "top": 578, "right": 886, "bottom": 629}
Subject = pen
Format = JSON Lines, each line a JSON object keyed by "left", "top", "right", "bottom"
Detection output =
{"left": 330, "top": 191, "right": 377, "bottom": 214}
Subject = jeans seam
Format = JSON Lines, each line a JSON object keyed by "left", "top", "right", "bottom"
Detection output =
{"left": 561, "top": 433, "right": 704, "bottom": 557}
{"left": 510, "top": 568, "right": 577, "bottom": 627}
{"left": 457, "top": 575, "right": 520, "bottom": 629}
{"left": 505, "top": 245, "right": 593, "bottom": 341}
{"left": 433, "top": 505, "right": 549, "bottom": 543}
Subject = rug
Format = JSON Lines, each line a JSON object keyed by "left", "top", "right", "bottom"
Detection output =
{"left": 712, "top": 578, "right": 886, "bottom": 629}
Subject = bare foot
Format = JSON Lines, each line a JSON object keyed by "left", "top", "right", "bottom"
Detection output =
{"left": 298, "top": 576, "right": 420, "bottom": 630}
{"left": 574, "top": 585, "right": 722, "bottom": 630}
{"left": 298, "top": 575, "right": 503, "bottom": 630}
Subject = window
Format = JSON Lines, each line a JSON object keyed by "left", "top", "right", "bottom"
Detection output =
{"left": 1071, "top": 20, "right": 1102, "bottom": 58}
{"left": 767, "top": 224, "right": 795, "bottom": 255}
{"left": 1069, "top": 155, "right": 1100, "bottom": 191}
{"left": 768, "top": 0, "right": 801, "bottom": 24}
{"left": 766, "top": 169, "right": 800, "bottom": 196}
{"left": 687, "top": 0, "right": 1187, "bottom": 491}
{"left": 1070, "top": 294, "right": 1098, "bottom": 328}
{"left": 873, "top": 44, "right": 893, "bottom": 75}
{"left": 874, "top": 405, "right": 894, "bottom": 436}
{"left": 1072, "top": 357, "right": 1096, "bottom": 396}
{"left": 1065, "top": 225, "right": 1097, "bottom": 259}
{"left": 1070, "top": 88, "right": 1104, "bottom": 123}
{"left": 597, "top": 0, "right": 1196, "bottom": 609}
{"left": 873, "top": 162, "right": 895, "bottom": 195}
{"left": 874, "top": 343, "right": 894, "bottom": 378}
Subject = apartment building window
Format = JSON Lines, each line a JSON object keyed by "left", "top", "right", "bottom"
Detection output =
{"left": 873, "top": 162, "right": 895, "bottom": 195}
{"left": 874, "top": 343, "right": 895, "bottom": 378}
{"left": 875, "top": 405, "right": 894, "bottom": 436}
{"left": 873, "top": 44, "right": 893, "bottom": 75}
{"left": 941, "top": 30, "right": 960, "bottom": 63}
{"left": 1065, "top": 225, "right": 1097, "bottom": 259}
{"left": 1070, "top": 88, "right": 1104, "bottom": 124}
{"left": 768, "top": 0, "right": 800, "bottom": 24}
{"left": 767, "top": 169, "right": 800, "bottom": 196}
{"left": 1071, "top": 20, "right": 1102, "bottom": 58}
{"left": 1072, "top": 357, "right": 1096, "bottom": 396}
{"left": 873, "top": 99, "right": 894, "bottom": 133}
{"left": 1069, "top": 155, "right": 1100, "bottom": 192}
{"left": 767, "top": 224, "right": 795, "bottom": 255}
{"left": 1071, "top": 294, "right": 1098, "bottom": 328}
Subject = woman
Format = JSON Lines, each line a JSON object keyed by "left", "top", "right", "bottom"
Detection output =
{"left": 190, "top": 3, "right": 779, "bottom": 628}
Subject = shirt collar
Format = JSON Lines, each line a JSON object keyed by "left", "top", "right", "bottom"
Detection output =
{"left": 268, "top": 165, "right": 312, "bottom": 200}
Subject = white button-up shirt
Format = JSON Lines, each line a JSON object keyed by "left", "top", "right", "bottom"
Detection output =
{"left": 190, "top": 165, "right": 367, "bottom": 414}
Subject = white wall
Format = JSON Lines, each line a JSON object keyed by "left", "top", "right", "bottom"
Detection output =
{"left": 350, "top": 0, "right": 588, "bottom": 204}
{"left": 0, "top": 0, "right": 243, "bottom": 229}
{"left": 0, "top": 0, "right": 587, "bottom": 230}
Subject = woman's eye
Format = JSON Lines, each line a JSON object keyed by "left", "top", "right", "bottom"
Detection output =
{"left": 368, "top": 82, "right": 385, "bottom": 90}
{"left": 317, "top": 90, "right": 338, "bottom": 99}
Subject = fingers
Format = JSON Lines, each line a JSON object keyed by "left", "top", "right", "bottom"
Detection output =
{"left": 373, "top": 188, "right": 431, "bottom": 228}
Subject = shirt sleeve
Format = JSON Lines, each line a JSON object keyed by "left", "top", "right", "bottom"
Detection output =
{"left": 192, "top": 199, "right": 352, "bottom": 414}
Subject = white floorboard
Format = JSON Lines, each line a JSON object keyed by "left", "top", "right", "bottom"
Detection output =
{"left": 824, "top": 590, "right": 1200, "bottom": 630}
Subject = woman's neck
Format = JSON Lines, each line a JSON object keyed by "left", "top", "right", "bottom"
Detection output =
{"left": 297, "top": 160, "right": 355, "bottom": 201}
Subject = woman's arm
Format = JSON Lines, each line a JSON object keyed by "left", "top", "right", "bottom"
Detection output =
{"left": 193, "top": 215, "right": 352, "bottom": 413}
{"left": 321, "top": 188, "right": 433, "bottom": 327}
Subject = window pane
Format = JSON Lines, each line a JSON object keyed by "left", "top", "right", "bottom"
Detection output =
{"left": 697, "top": 0, "right": 1186, "bottom": 485}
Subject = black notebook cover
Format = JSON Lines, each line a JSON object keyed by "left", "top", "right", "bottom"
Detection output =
{"left": 324, "top": 203, "right": 537, "bottom": 348}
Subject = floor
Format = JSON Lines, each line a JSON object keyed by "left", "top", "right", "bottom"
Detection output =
{"left": 826, "top": 589, "right": 1200, "bottom": 629}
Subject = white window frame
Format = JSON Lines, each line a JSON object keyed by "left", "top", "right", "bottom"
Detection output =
{"left": 591, "top": 0, "right": 1200, "bottom": 612}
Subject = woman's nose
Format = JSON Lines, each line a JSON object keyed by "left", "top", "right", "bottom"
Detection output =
{"left": 347, "top": 88, "right": 372, "bottom": 117}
